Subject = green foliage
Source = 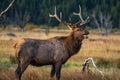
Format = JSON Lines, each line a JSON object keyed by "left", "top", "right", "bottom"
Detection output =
{"left": 96, "top": 58, "right": 111, "bottom": 68}
{"left": 117, "top": 63, "right": 120, "bottom": 69}
{"left": 0, "top": 58, "right": 13, "bottom": 68}
{"left": 63, "top": 61, "right": 81, "bottom": 68}
{"left": 0, "top": 0, "right": 120, "bottom": 28}
{"left": 0, "top": 56, "right": 16, "bottom": 69}
{"left": 115, "top": 59, "right": 120, "bottom": 69}
{"left": 24, "top": 24, "right": 38, "bottom": 30}
{"left": 9, "top": 55, "right": 17, "bottom": 64}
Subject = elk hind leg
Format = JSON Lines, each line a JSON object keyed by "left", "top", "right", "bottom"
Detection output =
{"left": 15, "top": 58, "right": 30, "bottom": 80}
{"left": 15, "top": 64, "right": 22, "bottom": 80}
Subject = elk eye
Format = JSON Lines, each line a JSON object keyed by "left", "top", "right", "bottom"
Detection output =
{"left": 79, "top": 29, "right": 83, "bottom": 31}
{"left": 77, "top": 29, "right": 80, "bottom": 31}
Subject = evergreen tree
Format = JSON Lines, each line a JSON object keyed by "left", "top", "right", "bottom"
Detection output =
{"left": 0, "top": 0, "right": 119, "bottom": 28}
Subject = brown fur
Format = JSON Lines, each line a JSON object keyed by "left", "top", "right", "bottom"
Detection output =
{"left": 14, "top": 26, "right": 89, "bottom": 80}
{"left": 13, "top": 38, "right": 26, "bottom": 58}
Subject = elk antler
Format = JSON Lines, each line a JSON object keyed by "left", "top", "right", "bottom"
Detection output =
{"left": 49, "top": 6, "right": 70, "bottom": 25}
{"left": 0, "top": 0, "right": 15, "bottom": 17}
{"left": 73, "top": 5, "right": 90, "bottom": 26}
{"left": 49, "top": 6, "right": 62, "bottom": 23}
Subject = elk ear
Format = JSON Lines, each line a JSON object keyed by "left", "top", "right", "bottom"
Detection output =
{"left": 67, "top": 25, "right": 76, "bottom": 31}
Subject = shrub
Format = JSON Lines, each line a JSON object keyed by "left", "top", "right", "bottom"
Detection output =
{"left": 117, "top": 63, "right": 120, "bottom": 69}
{"left": 9, "top": 55, "right": 17, "bottom": 64}
{"left": 96, "top": 58, "right": 111, "bottom": 68}
{"left": 63, "top": 61, "right": 80, "bottom": 68}
{"left": 116, "top": 59, "right": 120, "bottom": 69}
{"left": 0, "top": 58, "right": 12, "bottom": 68}
{"left": 25, "top": 24, "right": 37, "bottom": 30}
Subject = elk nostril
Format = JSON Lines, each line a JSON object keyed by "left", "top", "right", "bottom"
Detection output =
{"left": 85, "top": 31, "right": 89, "bottom": 35}
{"left": 87, "top": 31, "right": 89, "bottom": 35}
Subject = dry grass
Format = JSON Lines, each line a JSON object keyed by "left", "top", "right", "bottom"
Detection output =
{"left": 0, "top": 29, "right": 120, "bottom": 80}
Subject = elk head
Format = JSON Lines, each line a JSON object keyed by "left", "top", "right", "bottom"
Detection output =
{"left": 49, "top": 5, "right": 90, "bottom": 41}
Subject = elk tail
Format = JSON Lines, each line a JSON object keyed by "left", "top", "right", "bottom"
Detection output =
{"left": 13, "top": 38, "right": 25, "bottom": 57}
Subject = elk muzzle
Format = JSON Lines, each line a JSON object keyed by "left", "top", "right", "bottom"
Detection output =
{"left": 83, "top": 30, "right": 89, "bottom": 39}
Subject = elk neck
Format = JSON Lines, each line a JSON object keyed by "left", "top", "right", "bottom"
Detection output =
{"left": 63, "top": 32, "right": 82, "bottom": 56}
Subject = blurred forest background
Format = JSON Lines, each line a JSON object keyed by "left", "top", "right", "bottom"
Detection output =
{"left": 0, "top": 0, "right": 120, "bottom": 80}
{"left": 0, "top": 0, "right": 120, "bottom": 30}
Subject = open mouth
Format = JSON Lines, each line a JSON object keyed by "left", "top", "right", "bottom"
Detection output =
{"left": 84, "top": 35, "right": 89, "bottom": 39}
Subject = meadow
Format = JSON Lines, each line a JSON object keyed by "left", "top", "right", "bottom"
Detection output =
{"left": 0, "top": 28, "right": 120, "bottom": 80}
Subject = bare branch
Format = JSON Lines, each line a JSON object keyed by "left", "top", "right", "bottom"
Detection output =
{"left": 0, "top": 0, "right": 15, "bottom": 17}
{"left": 93, "top": 12, "right": 113, "bottom": 36}
{"left": 82, "top": 57, "right": 104, "bottom": 77}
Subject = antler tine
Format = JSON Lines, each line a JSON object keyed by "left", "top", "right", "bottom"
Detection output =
{"left": 0, "top": 0, "right": 15, "bottom": 17}
{"left": 49, "top": 6, "right": 62, "bottom": 23}
{"left": 60, "top": 12, "right": 62, "bottom": 20}
{"left": 73, "top": 5, "right": 90, "bottom": 26}
{"left": 80, "top": 16, "right": 90, "bottom": 26}
{"left": 73, "top": 5, "right": 84, "bottom": 22}
{"left": 49, "top": 6, "right": 71, "bottom": 26}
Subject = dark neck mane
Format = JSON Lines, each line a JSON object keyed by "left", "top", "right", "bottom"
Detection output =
{"left": 64, "top": 33, "right": 82, "bottom": 56}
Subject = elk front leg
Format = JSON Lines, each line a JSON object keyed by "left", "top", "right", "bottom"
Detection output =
{"left": 55, "top": 62, "right": 62, "bottom": 80}
{"left": 50, "top": 64, "right": 55, "bottom": 78}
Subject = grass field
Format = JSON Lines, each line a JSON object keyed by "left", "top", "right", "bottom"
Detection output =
{"left": 0, "top": 29, "right": 120, "bottom": 80}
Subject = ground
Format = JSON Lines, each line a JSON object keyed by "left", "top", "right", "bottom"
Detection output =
{"left": 0, "top": 29, "right": 120, "bottom": 80}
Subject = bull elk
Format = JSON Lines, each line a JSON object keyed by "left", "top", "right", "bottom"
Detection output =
{"left": 14, "top": 5, "right": 90, "bottom": 80}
